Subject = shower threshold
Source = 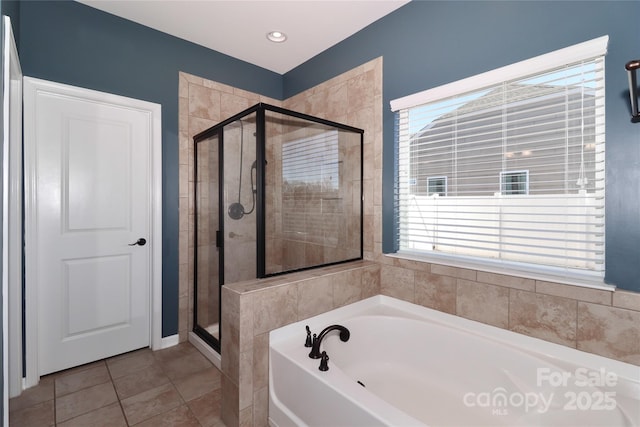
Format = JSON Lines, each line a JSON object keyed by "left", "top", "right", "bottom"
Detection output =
{"left": 189, "top": 331, "right": 221, "bottom": 369}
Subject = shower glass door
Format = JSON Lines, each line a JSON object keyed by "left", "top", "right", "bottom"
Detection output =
{"left": 194, "top": 112, "right": 258, "bottom": 351}
{"left": 194, "top": 132, "right": 221, "bottom": 349}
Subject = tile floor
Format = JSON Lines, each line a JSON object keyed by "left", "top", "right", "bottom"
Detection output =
{"left": 8, "top": 342, "right": 226, "bottom": 426}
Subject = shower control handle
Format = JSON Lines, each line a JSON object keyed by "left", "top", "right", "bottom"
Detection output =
{"left": 128, "top": 238, "right": 147, "bottom": 246}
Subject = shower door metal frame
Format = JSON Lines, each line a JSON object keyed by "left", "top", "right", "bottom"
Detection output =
{"left": 193, "top": 126, "right": 224, "bottom": 353}
{"left": 258, "top": 103, "right": 365, "bottom": 278}
{"left": 192, "top": 102, "right": 364, "bottom": 353}
{"left": 193, "top": 103, "right": 262, "bottom": 352}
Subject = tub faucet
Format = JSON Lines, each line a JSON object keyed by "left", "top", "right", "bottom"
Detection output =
{"left": 309, "top": 324, "right": 350, "bottom": 359}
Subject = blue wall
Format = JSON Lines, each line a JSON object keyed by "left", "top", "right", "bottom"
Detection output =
{"left": 285, "top": 0, "right": 640, "bottom": 292}
{"left": 13, "top": 0, "right": 282, "bottom": 336}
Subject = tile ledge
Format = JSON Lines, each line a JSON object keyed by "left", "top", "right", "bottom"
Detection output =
{"left": 224, "top": 260, "right": 376, "bottom": 295}
{"left": 386, "top": 252, "right": 614, "bottom": 292}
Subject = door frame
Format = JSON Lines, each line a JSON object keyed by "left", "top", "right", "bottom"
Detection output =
{"left": 3, "top": 14, "right": 22, "bottom": 407}
{"left": 22, "top": 77, "right": 163, "bottom": 388}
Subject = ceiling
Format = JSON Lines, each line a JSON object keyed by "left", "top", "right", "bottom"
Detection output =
{"left": 77, "top": 0, "right": 409, "bottom": 74}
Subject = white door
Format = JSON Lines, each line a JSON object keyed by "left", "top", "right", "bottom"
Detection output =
{"left": 24, "top": 77, "right": 159, "bottom": 375}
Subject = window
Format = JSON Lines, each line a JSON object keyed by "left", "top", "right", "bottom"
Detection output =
{"left": 282, "top": 129, "right": 339, "bottom": 190}
{"left": 427, "top": 176, "right": 447, "bottom": 196}
{"left": 391, "top": 36, "right": 608, "bottom": 283}
{"left": 281, "top": 129, "right": 340, "bottom": 238}
{"left": 500, "top": 171, "right": 528, "bottom": 195}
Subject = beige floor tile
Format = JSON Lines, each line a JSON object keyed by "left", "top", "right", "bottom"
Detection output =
{"left": 55, "top": 363, "right": 111, "bottom": 397}
{"left": 107, "top": 349, "right": 157, "bottom": 379}
{"left": 152, "top": 341, "right": 198, "bottom": 364}
{"left": 160, "top": 350, "right": 214, "bottom": 381}
{"left": 112, "top": 362, "right": 170, "bottom": 400}
{"left": 107, "top": 347, "right": 153, "bottom": 364}
{"left": 173, "top": 366, "right": 222, "bottom": 402}
{"left": 10, "top": 342, "right": 228, "bottom": 427}
{"left": 50, "top": 360, "right": 107, "bottom": 379}
{"left": 56, "top": 382, "right": 118, "bottom": 423}
{"left": 56, "top": 402, "right": 127, "bottom": 427}
{"left": 8, "top": 399, "right": 54, "bottom": 427}
{"left": 187, "top": 388, "right": 223, "bottom": 427}
{"left": 133, "top": 404, "right": 201, "bottom": 427}
{"left": 9, "top": 376, "right": 54, "bottom": 413}
{"left": 120, "top": 382, "right": 184, "bottom": 425}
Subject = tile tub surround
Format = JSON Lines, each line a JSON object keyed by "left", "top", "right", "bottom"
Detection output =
{"left": 220, "top": 260, "right": 380, "bottom": 427}
{"left": 377, "top": 258, "right": 640, "bottom": 366}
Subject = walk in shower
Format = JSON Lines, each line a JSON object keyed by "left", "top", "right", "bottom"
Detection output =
{"left": 193, "top": 103, "right": 364, "bottom": 351}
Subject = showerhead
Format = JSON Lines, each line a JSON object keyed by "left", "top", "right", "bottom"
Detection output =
{"left": 228, "top": 202, "right": 245, "bottom": 220}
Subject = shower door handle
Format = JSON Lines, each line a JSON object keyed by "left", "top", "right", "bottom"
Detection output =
{"left": 129, "top": 238, "right": 147, "bottom": 246}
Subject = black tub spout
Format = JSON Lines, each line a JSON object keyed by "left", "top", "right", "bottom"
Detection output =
{"left": 308, "top": 324, "right": 350, "bottom": 359}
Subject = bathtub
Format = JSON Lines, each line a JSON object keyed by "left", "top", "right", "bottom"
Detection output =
{"left": 269, "top": 295, "right": 640, "bottom": 427}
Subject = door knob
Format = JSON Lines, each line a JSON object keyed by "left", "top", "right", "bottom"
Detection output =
{"left": 129, "top": 238, "right": 147, "bottom": 246}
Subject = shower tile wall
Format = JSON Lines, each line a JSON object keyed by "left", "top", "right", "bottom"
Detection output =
{"left": 223, "top": 119, "right": 257, "bottom": 284}
{"left": 178, "top": 72, "right": 281, "bottom": 340}
{"left": 282, "top": 60, "right": 382, "bottom": 263}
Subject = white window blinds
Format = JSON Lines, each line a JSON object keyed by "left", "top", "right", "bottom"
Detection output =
{"left": 392, "top": 37, "right": 607, "bottom": 280}
{"left": 281, "top": 129, "right": 340, "bottom": 238}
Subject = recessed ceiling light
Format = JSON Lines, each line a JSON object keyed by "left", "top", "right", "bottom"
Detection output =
{"left": 267, "top": 31, "right": 287, "bottom": 43}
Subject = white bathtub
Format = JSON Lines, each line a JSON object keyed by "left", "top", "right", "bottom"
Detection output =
{"left": 269, "top": 295, "right": 640, "bottom": 427}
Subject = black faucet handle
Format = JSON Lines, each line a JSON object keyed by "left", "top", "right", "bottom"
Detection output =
{"left": 304, "top": 325, "right": 313, "bottom": 347}
{"left": 319, "top": 351, "right": 329, "bottom": 371}
{"left": 309, "top": 334, "right": 321, "bottom": 359}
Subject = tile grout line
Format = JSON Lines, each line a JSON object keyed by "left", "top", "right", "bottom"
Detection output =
{"left": 154, "top": 350, "right": 191, "bottom": 425}
{"left": 104, "top": 358, "right": 132, "bottom": 426}
{"left": 157, "top": 347, "right": 215, "bottom": 427}
{"left": 53, "top": 361, "right": 111, "bottom": 426}
{"left": 53, "top": 377, "right": 57, "bottom": 427}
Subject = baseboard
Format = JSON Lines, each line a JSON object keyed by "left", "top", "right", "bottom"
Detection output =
{"left": 160, "top": 334, "right": 180, "bottom": 349}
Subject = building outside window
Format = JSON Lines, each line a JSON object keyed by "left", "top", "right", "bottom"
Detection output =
{"left": 391, "top": 36, "right": 608, "bottom": 284}
{"left": 427, "top": 176, "right": 447, "bottom": 196}
{"left": 500, "top": 170, "right": 528, "bottom": 195}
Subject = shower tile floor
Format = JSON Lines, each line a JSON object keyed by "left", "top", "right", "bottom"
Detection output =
{"left": 9, "top": 342, "right": 226, "bottom": 426}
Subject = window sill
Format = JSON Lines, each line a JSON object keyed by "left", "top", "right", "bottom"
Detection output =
{"left": 387, "top": 251, "right": 615, "bottom": 292}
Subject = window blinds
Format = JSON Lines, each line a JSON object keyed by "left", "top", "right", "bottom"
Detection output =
{"left": 281, "top": 130, "right": 340, "bottom": 237}
{"left": 393, "top": 38, "right": 607, "bottom": 278}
